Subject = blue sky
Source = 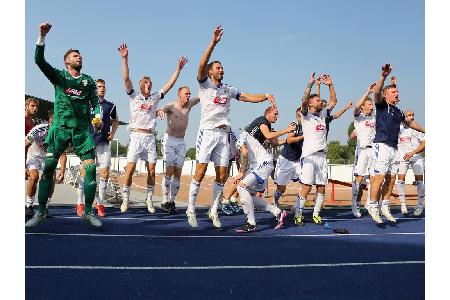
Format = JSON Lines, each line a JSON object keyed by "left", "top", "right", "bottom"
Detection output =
{"left": 25, "top": 0, "right": 424, "bottom": 148}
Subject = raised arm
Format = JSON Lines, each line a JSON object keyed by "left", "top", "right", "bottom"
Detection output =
{"left": 374, "top": 64, "right": 392, "bottom": 104}
{"left": 315, "top": 76, "right": 321, "bottom": 98}
{"left": 198, "top": 26, "right": 223, "bottom": 82}
{"left": 162, "top": 57, "right": 188, "bottom": 95}
{"left": 354, "top": 83, "right": 376, "bottom": 116}
{"left": 189, "top": 96, "right": 200, "bottom": 109}
{"left": 259, "top": 123, "right": 296, "bottom": 140}
{"left": 35, "top": 22, "right": 60, "bottom": 85}
{"left": 403, "top": 119, "right": 425, "bottom": 133}
{"left": 118, "top": 43, "right": 133, "bottom": 93}
{"left": 322, "top": 75, "right": 337, "bottom": 111}
{"left": 302, "top": 72, "right": 316, "bottom": 103}
{"left": 239, "top": 93, "right": 276, "bottom": 107}
{"left": 332, "top": 101, "right": 353, "bottom": 120}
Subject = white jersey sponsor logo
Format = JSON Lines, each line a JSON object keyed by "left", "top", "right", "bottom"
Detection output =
{"left": 198, "top": 79, "right": 240, "bottom": 129}
{"left": 301, "top": 110, "right": 328, "bottom": 157}
{"left": 128, "top": 89, "right": 163, "bottom": 130}
{"left": 354, "top": 112, "right": 375, "bottom": 148}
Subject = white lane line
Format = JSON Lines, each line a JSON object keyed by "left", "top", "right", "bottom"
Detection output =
{"left": 25, "top": 260, "right": 424, "bottom": 270}
{"left": 26, "top": 232, "right": 424, "bottom": 238}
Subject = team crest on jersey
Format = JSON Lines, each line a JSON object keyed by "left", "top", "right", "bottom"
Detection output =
{"left": 364, "top": 120, "right": 375, "bottom": 127}
{"left": 82, "top": 79, "right": 88, "bottom": 86}
{"left": 399, "top": 136, "right": 412, "bottom": 143}
{"left": 140, "top": 103, "right": 153, "bottom": 110}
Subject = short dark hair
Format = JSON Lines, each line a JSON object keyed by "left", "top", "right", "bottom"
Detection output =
{"left": 264, "top": 106, "right": 277, "bottom": 116}
{"left": 382, "top": 84, "right": 396, "bottom": 92}
{"left": 64, "top": 49, "right": 80, "bottom": 61}
{"left": 306, "top": 93, "right": 319, "bottom": 103}
{"left": 207, "top": 60, "right": 221, "bottom": 77}
{"left": 96, "top": 78, "right": 105, "bottom": 84}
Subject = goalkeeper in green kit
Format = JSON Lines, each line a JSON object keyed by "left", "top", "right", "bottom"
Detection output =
{"left": 26, "top": 22, "right": 103, "bottom": 228}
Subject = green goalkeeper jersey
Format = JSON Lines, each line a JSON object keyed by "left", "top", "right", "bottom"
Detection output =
{"left": 34, "top": 44, "right": 101, "bottom": 130}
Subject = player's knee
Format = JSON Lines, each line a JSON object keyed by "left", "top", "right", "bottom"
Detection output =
{"left": 277, "top": 185, "right": 286, "bottom": 193}
{"left": 28, "top": 170, "right": 40, "bottom": 183}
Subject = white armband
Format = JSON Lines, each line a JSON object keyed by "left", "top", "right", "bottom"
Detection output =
{"left": 36, "top": 35, "right": 45, "bottom": 46}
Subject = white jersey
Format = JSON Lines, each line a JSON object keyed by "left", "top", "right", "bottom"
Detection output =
{"left": 128, "top": 89, "right": 164, "bottom": 130}
{"left": 198, "top": 78, "right": 241, "bottom": 129}
{"left": 354, "top": 112, "right": 376, "bottom": 148}
{"left": 26, "top": 123, "right": 49, "bottom": 158}
{"left": 397, "top": 125, "right": 424, "bottom": 159}
{"left": 236, "top": 131, "right": 272, "bottom": 169}
{"left": 301, "top": 110, "right": 328, "bottom": 157}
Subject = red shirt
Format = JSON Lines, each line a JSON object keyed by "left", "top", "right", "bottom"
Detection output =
{"left": 25, "top": 117, "right": 35, "bottom": 135}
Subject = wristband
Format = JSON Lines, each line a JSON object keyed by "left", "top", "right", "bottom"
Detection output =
{"left": 265, "top": 93, "right": 269, "bottom": 100}
{"left": 37, "top": 35, "right": 45, "bottom": 46}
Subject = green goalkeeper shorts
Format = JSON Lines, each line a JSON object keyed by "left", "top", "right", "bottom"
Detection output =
{"left": 44, "top": 125, "right": 96, "bottom": 159}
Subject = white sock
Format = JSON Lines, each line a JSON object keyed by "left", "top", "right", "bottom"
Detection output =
{"left": 146, "top": 185, "right": 154, "bottom": 203}
{"left": 237, "top": 185, "right": 256, "bottom": 225}
{"left": 77, "top": 177, "right": 85, "bottom": 205}
{"left": 313, "top": 193, "right": 325, "bottom": 215}
{"left": 210, "top": 181, "right": 224, "bottom": 214}
{"left": 352, "top": 182, "right": 360, "bottom": 205}
{"left": 46, "top": 198, "right": 51, "bottom": 208}
{"left": 253, "top": 195, "right": 280, "bottom": 216}
{"left": 397, "top": 180, "right": 406, "bottom": 204}
{"left": 295, "top": 195, "right": 306, "bottom": 215}
{"left": 416, "top": 181, "right": 425, "bottom": 207}
{"left": 381, "top": 199, "right": 390, "bottom": 208}
{"left": 98, "top": 178, "right": 107, "bottom": 205}
{"left": 188, "top": 180, "right": 200, "bottom": 212}
{"left": 273, "top": 189, "right": 283, "bottom": 206}
{"left": 162, "top": 175, "right": 171, "bottom": 204}
{"left": 230, "top": 195, "right": 238, "bottom": 203}
{"left": 122, "top": 185, "right": 130, "bottom": 203}
{"left": 169, "top": 177, "right": 181, "bottom": 202}
{"left": 26, "top": 196, "right": 34, "bottom": 207}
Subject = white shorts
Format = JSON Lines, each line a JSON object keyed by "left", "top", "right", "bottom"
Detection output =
{"left": 162, "top": 133, "right": 186, "bottom": 167}
{"left": 126, "top": 131, "right": 157, "bottom": 163}
{"left": 398, "top": 156, "right": 425, "bottom": 176}
{"left": 274, "top": 155, "right": 302, "bottom": 186}
{"left": 195, "top": 128, "right": 229, "bottom": 167}
{"left": 300, "top": 152, "right": 328, "bottom": 186}
{"left": 241, "top": 160, "right": 274, "bottom": 192}
{"left": 353, "top": 147, "right": 372, "bottom": 177}
{"left": 26, "top": 156, "right": 45, "bottom": 171}
{"left": 370, "top": 143, "right": 399, "bottom": 175}
{"left": 95, "top": 143, "right": 111, "bottom": 169}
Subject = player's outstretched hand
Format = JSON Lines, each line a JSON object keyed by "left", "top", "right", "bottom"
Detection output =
{"left": 266, "top": 94, "right": 276, "bottom": 108}
{"left": 178, "top": 56, "right": 188, "bottom": 70}
{"left": 56, "top": 172, "right": 65, "bottom": 184}
{"left": 367, "top": 83, "right": 376, "bottom": 93}
{"left": 346, "top": 101, "right": 353, "bottom": 108}
{"left": 118, "top": 43, "right": 128, "bottom": 58}
{"left": 321, "top": 74, "right": 333, "bottom": 86}
{"left": 309, "top": 72, "right": 316, "bottom": 84}
{"left": 212, "top": 25, "right": 224, "bottom": 44}
{"left": 156, "top": 109, "right": 165, "bottom": 120}
{"left": 39, "top": 22, "right": 52, "bottom": 36}
{"left": 403, "top": 152, "right": 414, "bottom": 161}
{"left": 381, "top": 64, "right": 392, "bottom": 77}
{"left": 390, "top": 76, "right": 397, "bottom": 86}
{"left": 287, "top": 122, "right": 297, "bottom": 133}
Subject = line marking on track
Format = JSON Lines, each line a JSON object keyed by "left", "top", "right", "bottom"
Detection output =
{"left": 25, "top": 260, "right": 424, "bottom": 271}
{"left": 50, "top": 215, "right": 424, "bottom": 221}
{"left": 26, "top": 232, "right": 424, "bottom": 238}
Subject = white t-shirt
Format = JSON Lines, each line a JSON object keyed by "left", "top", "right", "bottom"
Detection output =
{"left": 397, "top": 125, "right": 424, "bottom": 159}
{"left": 354, "top": 111, "right": 376, "bottom": 148}
{"left": 198, "top": 78, "right": 241, "bottom": 129}
{"left": 128, "top": 89, "right": 164, "bottom": 130}
{"left": 301, "top": 109, "right": 328, "bottom": 157}
{"left": 236, "top": 131, "right": 272, "bottom": 169}
{"left": 26, "top": 123, "right": 49, "bottom": 158}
